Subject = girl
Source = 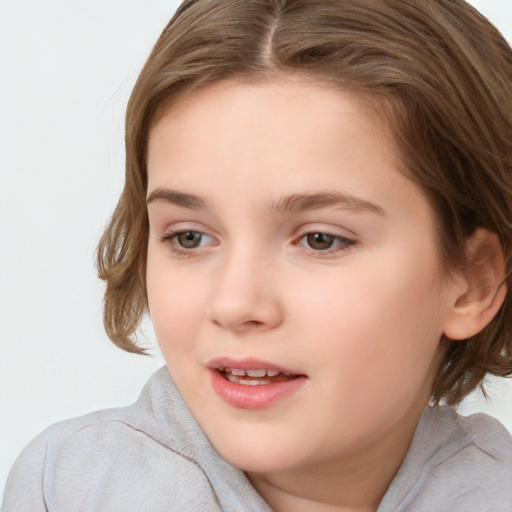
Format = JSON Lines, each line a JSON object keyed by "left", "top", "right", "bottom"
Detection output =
{"left": 4, "top": 1, "right": 512, "bottom": 510}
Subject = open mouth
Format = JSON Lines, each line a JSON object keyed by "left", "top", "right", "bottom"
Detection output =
{"left": 217, "top": 367, "right": 301, "bottom": 386}
{"left": 209, "top": 361, "right": 307, "bottom": 408}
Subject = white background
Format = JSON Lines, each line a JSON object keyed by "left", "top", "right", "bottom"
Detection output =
{"left": 1, "top": 0, "right": 512, "bottom": 500}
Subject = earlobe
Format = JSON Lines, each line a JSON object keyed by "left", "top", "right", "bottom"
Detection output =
{"left": 443, "top": 229, "right": 507, "bottom": 341}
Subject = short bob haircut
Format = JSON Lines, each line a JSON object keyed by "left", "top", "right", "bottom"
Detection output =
{"left": 97, "top": 0, "right": 512, "bottom": 405}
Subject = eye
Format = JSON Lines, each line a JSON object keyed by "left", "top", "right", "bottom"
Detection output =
{"left": 161, "top": 230, "right": 216, "bottom": 251}
{"left": 298, "top": 232, "right": 355, "bottom": 252}
{"left": 176, "top": 231, "right": 206, "bottom": 249}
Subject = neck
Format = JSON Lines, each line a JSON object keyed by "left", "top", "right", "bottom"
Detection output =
{"left": 249, "top": 468, "right": 383, "bottom": 512}
{"left": 247, "top": 404, "right": 427, "bottom": 512}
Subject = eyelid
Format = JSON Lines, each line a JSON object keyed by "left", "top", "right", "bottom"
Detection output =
{"left": 158, "top": 219, "right": 218, "bottom": 239}
{"left": 293, "top": 225, "right": 358, "bottom": 257}
{"left": 297, "top": 232, "right": 355, "bottom": 248}
{"left": 158, "top": 222, "right": 219, "bottom": 257}
{"left": 164, "top": 230, "right": 216, "bottom": 246}
{"left": 294, "top": 223, "right": 357, "bottom": 241}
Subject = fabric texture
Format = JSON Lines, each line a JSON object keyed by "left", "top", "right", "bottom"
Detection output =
{"left": 3, "top": 366, "right": 512, "bottom": 511}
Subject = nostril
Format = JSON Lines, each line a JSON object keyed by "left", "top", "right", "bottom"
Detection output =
{"left": 212, "top": 318, "right": 264, "bottom": 332}
{"left": 244, "top": 320, "right": 264, "bottom": 327}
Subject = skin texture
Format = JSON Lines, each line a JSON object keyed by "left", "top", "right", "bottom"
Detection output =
{"left": 145, "top": 77, "right": 467, "bottom": 511}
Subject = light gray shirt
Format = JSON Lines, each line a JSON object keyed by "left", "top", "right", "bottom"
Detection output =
{"left": 3, "top": 367, "right": 512, "bottom": 511}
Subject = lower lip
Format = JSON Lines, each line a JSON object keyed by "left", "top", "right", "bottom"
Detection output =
{"left": 210, "top": 369, "right": 307, "bottom": 410}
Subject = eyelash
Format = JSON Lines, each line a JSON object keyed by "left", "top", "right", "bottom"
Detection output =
{"left": 159, "top": 230, "right": 356, "bottom": 258}
{"left": 159, "top": 230, "right": 218, "bottom": 258}
{"left": 296, "top": 231, "right": 356, "bottom": 257}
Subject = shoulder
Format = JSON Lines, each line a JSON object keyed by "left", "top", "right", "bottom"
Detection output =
{"left": 432, "top": 406, "right": 512, "bottom": 472}
{"left": 383, "top": 406, "right": 512, "bottom": 512}
{"left": 2, "top": 369, "right": 224, "bottom": 512}
{"left": 433, "top": 408, "right": 512, "bottom": 509}
{"left": 455, "top": 407, "right": 512, "bottom": 458}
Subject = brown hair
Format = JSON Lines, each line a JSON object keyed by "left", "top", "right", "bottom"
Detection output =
{"left": 97, "top": 0, "right": 512, "bottom": 404}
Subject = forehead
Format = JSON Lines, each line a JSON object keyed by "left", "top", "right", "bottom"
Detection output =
{"left": 148, "top": 77, "right": 396, "bottom": 183}
{"left": 146, "top": 77, "right": 431, "bottom": 226}
{"left": 152, "top": 76, "right": 392, "bottom": 142}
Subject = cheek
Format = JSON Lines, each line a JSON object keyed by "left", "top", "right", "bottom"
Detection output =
{"left": 293, "top": 251, "right": 445, "bottom": 384}
{"left": 297, "top": 253, "right": 442, "bottom": 331}
{"left": 146, "top": 251, "right": 206, "bottom": 353}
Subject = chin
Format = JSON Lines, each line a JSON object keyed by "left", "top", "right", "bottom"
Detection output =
{"left": 211, "top": 432, "right": 307, "bottom": 474}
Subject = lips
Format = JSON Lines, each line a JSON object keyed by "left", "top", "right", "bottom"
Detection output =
{"left": 219, "top": 367, "right": 295, "bottom": 385}
{"left": 207, "top": 358, "right": 307, "bottom": 409}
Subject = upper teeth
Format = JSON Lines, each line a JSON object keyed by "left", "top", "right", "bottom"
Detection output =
{"left": 221, "top": 368, "right": 282, "bottom": 377}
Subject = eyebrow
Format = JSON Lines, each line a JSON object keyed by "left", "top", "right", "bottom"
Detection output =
{"left": 146, "top": 187, "right": 386, "bottom": 216}
{"left": 146, "top": 188, "right": 208, "bottom": 210}
{"left": 272, "top": 191, "right": 386, "bottom": 216}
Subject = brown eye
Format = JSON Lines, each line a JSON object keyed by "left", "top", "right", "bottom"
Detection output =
{"left": 305, "top": 233, "right": 336, "bottom": 250}
{"left": 298, "top": 232, "right": 355, "bottom": 253}
{"left": 177, "top": 231, "right": 203, "bottom": 248}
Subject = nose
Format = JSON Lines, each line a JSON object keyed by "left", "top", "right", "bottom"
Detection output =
{"left": 206, "top": 249, "right": 284, "bottom": 333}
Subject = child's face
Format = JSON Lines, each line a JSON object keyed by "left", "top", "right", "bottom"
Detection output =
{"left": 146, "top": 78, "right": 460, "bottom": 477}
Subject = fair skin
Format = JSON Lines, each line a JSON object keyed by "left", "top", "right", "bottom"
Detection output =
{"left": 145, "top": 77, "right": 470, "bottom": 511}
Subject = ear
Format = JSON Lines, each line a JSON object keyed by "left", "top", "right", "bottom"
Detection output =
{"left": 443, "top": 229, "right": 507, "bottom": 341}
